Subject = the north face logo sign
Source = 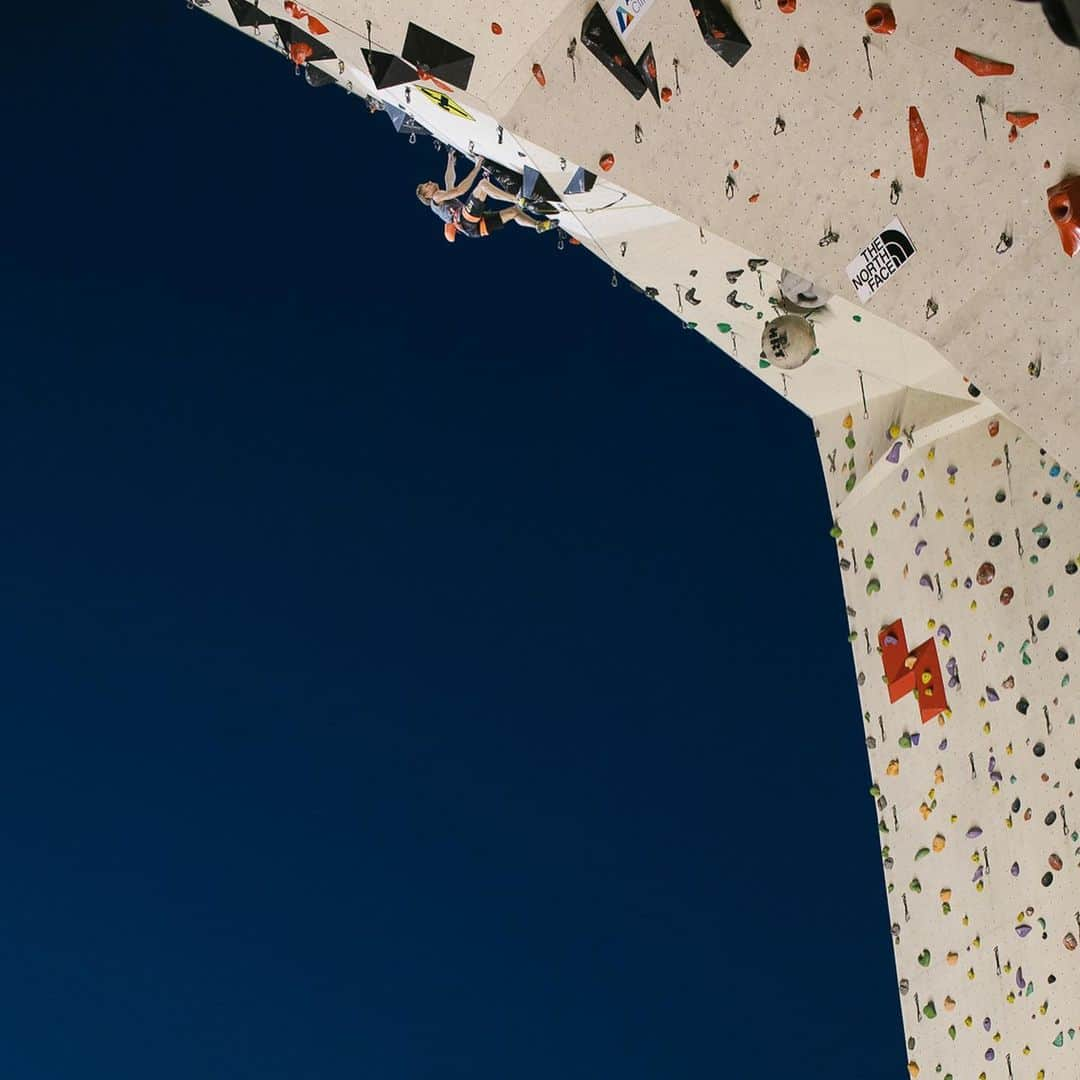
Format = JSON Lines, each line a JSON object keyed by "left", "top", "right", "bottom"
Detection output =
{"left": 846, "top": 218, "right": 917, "bottom": 302}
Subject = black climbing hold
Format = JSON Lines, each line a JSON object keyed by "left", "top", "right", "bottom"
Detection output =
{"left": 227, "top": 0, "right": 274, "bottom": 27}
{"left": 563, "top": 166, "right": 597, "bottom": 195}
{"left": 1034, "top": 742, "right": 1046, "bottom": 757}
{"left": 635, "top": 42, "right": 661, "bottom": 107}
{"left": 689, "top": 0, "right": 752, "bottom": 67}
{"left": 968, "top": 383, "right": 982, "bottom": 397}
{"left": 725, "top": 269, "right": 744, "bottom": 284}
{"left": 581, "top": 4, "right": 648, "bottom": 99}
{"left": 362, "top": 49, "right": 416, "bottom": 88}
{"left": 274, "top": 18, "right": 336, "bottom": 63}
{"left": 1046, "top": 810, "right": 1058, "bottom": 825}
{"left": 1012, "top": 797, "right": 1022, "bottom": 812}
{"left": 748, "top": 258, "right": 768, "bottom": 270}
{"left": 304, "top": 64, "right": 336, "bottom": 87}
{"left": 402, "top": 22, "right": 475, "bottom": 90}
{"left": 989, "top": 532, "right": 1002, "bottom": 547}
{"left": 521, "top": 166, "right": 561, "bottom": 204}
{"left": 1038, "top": 614, "right": 1050, "bottom": 631}
{"left": 995, "top": 489, "right": 1006, "bottom": 503}
{"left": 1042, "top": 871, "right": 1054, "bottom": 887}
{"left": 1056, "top": 647, "right": 1069, "bottom": 662}
{"left": 1017, "top": 697, "right": 1030, "bottom": 715}
{"left": 1067, "top": 561, "right": 1078, "bottom": 575}
{"left": 1038, "top": 535, "right": 1051, "bottom": 549}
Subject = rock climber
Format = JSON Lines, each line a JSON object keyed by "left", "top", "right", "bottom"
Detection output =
{"left": 415, "top": 148, "right": 555, "bottom": 242}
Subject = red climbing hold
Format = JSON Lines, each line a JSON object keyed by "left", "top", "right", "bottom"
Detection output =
{"left": 865, "top": 5, "right": 896, "bottom": 34}
{"left": 778, "top": 0, "right": 796, "bottom": 13}
{"left": 599, "top": 152, "right": 615, "bottom": 171}
{"left": 870, "top": 168, "right": 881, "bottom": 178}
{"left": 1047, "top": 176, "right": 1080, "bottom": 257}
{"left": 290, "top": 41, "right": 314, "bottom": 66}
{"left": 748, "top": 193, "right": 760, "bottom": 203}
{"left": 532, "top": 63, "right": 546, "bottom": 86}
{"left": 660, "top": 86, "right": 672, "bottom": 102}
{"left": 908, "top": 106, "right": 928, "bottom": 178}
{"left": 1006, "top": 111, "right": 1038, "bottom": 128}
{"left": 1008, "top": 124, "right": 1019, "bottom": 143}
{"left": 794, "top": 45, "right": 810, "bottom": 71}
{"left": 853, "top": 105, "right": 863, "bottom": 119}
{"left": 954, "top": 47, "right": 1014, "bottom": 76}
{"left": 491, "top": 22, "right": 503, "bottom": 35}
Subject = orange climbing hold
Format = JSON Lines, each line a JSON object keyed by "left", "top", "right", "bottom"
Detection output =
{"left": 732, "top": 160, "right": 739, "bottom": 170}
{"left": 660, "top": 86, "right": 672, "bottom": 102}
{"left": 853, "top": 105, "right": 863, "bottom": 119}
{"left": 794, "top": 46, "right": 810, "bottom": 72}
{"left": 954, "top": 48, "right": 1014, "bottom": 76}
{"left": 599, "top": 152, "right": 615, "bottom": 171}
{"left": 1006, "top": 111, "right": 1038, "bottom": 128}
{"left": 491, "top": 22, "right": 503, "bottom": 35}
{"left": 778, "top": 0, "right": 796, "bottom": 12}
{"left": 531, "top": 63, "right": 546, "bottom": 86}
{"left": 870, "top": 168, "right": 881, "bottom": 178}
{"left": 1047, "top": 176, "right": 1080, "bottom": 257}
{"left": 908, "top": 106, "right": 928, "bottom": 178}
{"left": 748, "top": 192, "right": 760, "bottom": 203}
{"left": 289, "top": 41, "right": 314, "bottom": 66}
{"left": 865, "top": 5, "right": 896, "bottom": 34}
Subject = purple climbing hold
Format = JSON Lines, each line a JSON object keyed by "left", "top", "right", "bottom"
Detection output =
{"left": 947, "top": 464, "right": 958, "bottom": 476}
{"left": 886, "top": 442, "right": 902, "bottom": 463}
{"left": 909, "top": 513, "right": 920, "bottom": 527}
{"left": 986, "top": 687, "right": 999, "bottom": 702}
{"left": 920, "top": 573, "right": 933, "bottom": 589}
{"left": 910, "top": 732, "right": 920, "bottom": 746}
{"left": 1016, "top": 924, "right": 1032, "bottom": 938}
{"left": 1011, "top": 862, "right": 1020, "bottom": 876}
{"left": 1017, "top": 967, "right": 1025, "bottom": 989}
{"left": 983, "top": 1017, "right": 992, "bottom": 1032}
{"left": 901, "top": 467, "right": 909, "bottom": 481}
{"left": 937, "top": 624, "right": 950, "bottom": 639}
{"left": 938, "top": 739, "right": 948, "bottom": 751}
{"left": 915, "top": 540, "right": 927, "bottom": 555}
{"left": 884, "top": 633, "right": 899, "bottom": 646}
{"left": 967, "top": 826, "right": 983, "bottom": 838}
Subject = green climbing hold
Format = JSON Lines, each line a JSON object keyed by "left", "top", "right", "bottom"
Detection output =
{"left": 847, "top": 630, "right": 859, "bottom": 643}
{"left": 759, "top": 358, "right": 771, "bottom": 369}
{"left": 853, "top": 314, "right": 862, "bottom": 322}
{"left": 870, "top": 784, "right": 881, "bottom": 798}
{"left": 922, "top": 1001, "right": 937, "bottom": 1019}
{"left": 909, "top": 877, "right": 921, "bottom": 893}
{"left": 915, "top": 847, "right": 929, "bottom": 861}
{"left": 870, "top": 522, "right": 879, "bottom": 536}
{"left": 866, "top": 577, "right": 881, "bottom": 595}
{"left": 1054, "top": 1032, "right": 1064, "bottom": 1048}
{"left": 829, "top": 524, "right": 843, "bottom": 538}
{"left": 717, "top": 322, "right": 732, "bottom": 333}
{"left": 845, "top": 473, "right": 857, "bottom": 492}
{"left": 845, "top": 433, "right": 856, "bottom": 449}
{"left": 864, "top": 553, "right": 874, "bottom": 569}
{"left": 917, "top": 948, "right": 931, "bottom": 966}
{"left": 947, "top": 1027, "right": 956, "bottom": 1042}
{"left": 899, "top": 733, "right": 912, "bottom": 749}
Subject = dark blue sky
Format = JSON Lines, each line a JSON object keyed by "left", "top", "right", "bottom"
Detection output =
{"left": 1, "top": 4, "right": 901, "bottom": 1076}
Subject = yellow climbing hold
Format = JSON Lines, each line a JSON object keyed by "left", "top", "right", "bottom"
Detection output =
{"left": 889, "top": 423, "right": 901, "bottom": 438}
{"left": 886, "top": 759, "right": 900, "bottom": 776}
{"left": 933, "top": 834, "right": 946, "bottom": 852}
{"left": 907, "top": 1064, "right": 919, "bottom": 1079}
{"left": 842, "top": 414, "right": 854, "bottom": 429}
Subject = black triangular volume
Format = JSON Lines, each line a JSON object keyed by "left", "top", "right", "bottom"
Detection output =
{"left": 273, "top": 19, "right": 337, "bottom": 63}
{"left": 563, "top": 167, "right": 597, "bottom": 195}
{"left": 402, "top": 23, "right": 475, "bottom": 91}
{"left": 227, "top": 0, "right": 274, "bottom": 27}
{"left": 521, "top": 167, "right": 561, "bottom": 204}
{"left": 483, "top": 163, "right": 523, "bottom": 197}
{"left": 361, "top": 48, "right": 417, "bottom": 89}
{"left": 581, "top": 3, "right": 648, "bottom": 100}
{"left": 690, "top": 0, "right": 751, "bottom": 67}
{"left": 635, "top": 42, "right": 660, "bottom": 107}
{"left": 304, "top": 64, "right": 337, "bottom": 88}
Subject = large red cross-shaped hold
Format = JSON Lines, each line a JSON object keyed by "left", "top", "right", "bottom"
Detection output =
{"left": 878, "top": 618, "right": 948, "bottom": 723}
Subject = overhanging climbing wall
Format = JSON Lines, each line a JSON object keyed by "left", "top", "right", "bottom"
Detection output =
{"left": 188, "top": 1, "right": 1080, "bottom": 1075}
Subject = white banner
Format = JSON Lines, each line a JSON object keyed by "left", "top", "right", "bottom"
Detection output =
{"left": 605, "top": 0, "right": 658, "bottom": 39}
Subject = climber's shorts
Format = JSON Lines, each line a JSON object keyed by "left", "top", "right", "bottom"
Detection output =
{"left": 459, "top": 207, "right": 504, "bottom": 237}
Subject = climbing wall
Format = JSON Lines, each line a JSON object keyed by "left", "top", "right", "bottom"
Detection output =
{"left": 189, "top": 1, "right": 1080, "bottom": 1075}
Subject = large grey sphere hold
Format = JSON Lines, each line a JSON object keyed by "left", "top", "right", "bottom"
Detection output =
{"left": 762, "top": 315, "right": 816, "bottom": 369}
